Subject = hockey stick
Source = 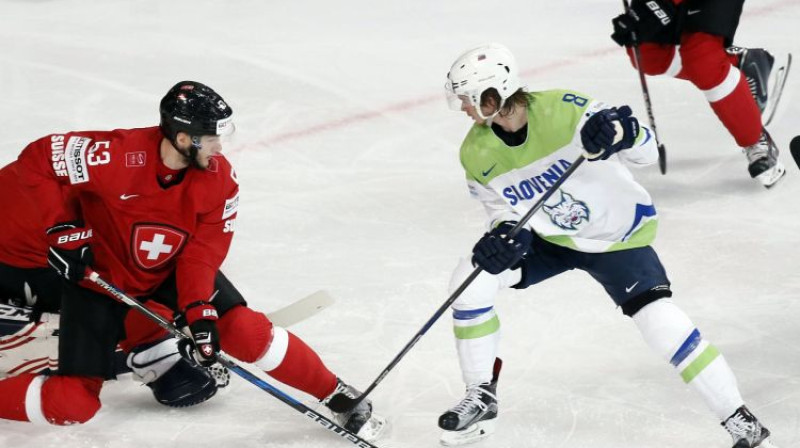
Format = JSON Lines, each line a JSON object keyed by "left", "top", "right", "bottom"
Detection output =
{"left": 267, "top": 289, "right": 335, "bottom": 328}
{"left": 86, "top": 271, "right": 381, "bottom": 448}
{"left": 790, "top": 135, "right": 800, "bottom": 169}
{"left": 327, "top": 155, "right": 586, "bottom": 413}
{"left": 622, "top": 0, "right": 668, "bottom": 175}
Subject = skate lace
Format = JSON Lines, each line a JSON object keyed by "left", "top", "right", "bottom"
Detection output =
{"left": 744, "top": 134, "right": 771, "bottom": 162}
{"left": 451, "top": 385, "right": 496, "bottom": 416}
{"left": 746, "top": 76, "right": 759, "bottom": 99}
{"left": 724, "top": 413, "right": 758, "bottom": 441}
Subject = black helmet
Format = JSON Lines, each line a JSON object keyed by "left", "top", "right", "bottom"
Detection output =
{"left": 159, "top": 81, "right": 234, "bottom": 144}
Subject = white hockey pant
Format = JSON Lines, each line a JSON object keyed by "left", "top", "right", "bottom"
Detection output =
{"left": 449, "top": 257, "right": 521, "bottom": 386}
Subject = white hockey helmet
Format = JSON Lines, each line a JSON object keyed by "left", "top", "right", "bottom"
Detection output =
{"left": 445, "top": 43, "right": 521, "bottom": 119}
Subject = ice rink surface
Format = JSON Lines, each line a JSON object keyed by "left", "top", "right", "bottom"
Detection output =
{"left": 1, "top": 0, "right": 799, "bottom": 447}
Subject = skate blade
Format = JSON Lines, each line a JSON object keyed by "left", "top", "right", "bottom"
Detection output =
{"left": 440, "top": 419, "right": 496, "bottom": 446}
{"left": 758, "top": 162, "right": 786, "bottom": 189}
{"left": 763, "top": 53, "right": 792, "bottom": 127}
{"left": 356, "top": 413, "right": 388, "bottom": 442}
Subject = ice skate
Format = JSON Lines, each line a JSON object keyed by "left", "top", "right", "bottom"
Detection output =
{"left": 439, "top": 359, "right": 502, "bottom": 446}
{"left": 722, "top": 406, "right": 778, "bottom": 448}
{"left": 324, "top": 379, "right": 387, "bottom": 442}
{"left": 744, "top": 130, "right": 785, "bottom": 188}
{"left": 729, "top": 46, "right": 792, "bottom": 126}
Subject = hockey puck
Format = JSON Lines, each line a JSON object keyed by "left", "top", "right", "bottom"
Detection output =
{"left": 791, "top": 136, "right": 800, "bottom": 169}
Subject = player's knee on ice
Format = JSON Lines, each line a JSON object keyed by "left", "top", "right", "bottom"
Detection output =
{"left": 127, "top": 337, "right": 218, "bottom": 408}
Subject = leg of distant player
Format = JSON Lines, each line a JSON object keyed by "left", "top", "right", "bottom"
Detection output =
{"left": 631, "top": 34, "right": 785, "bottom": 186}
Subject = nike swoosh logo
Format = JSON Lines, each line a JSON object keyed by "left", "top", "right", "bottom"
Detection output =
{"left": 120, "top": 194, "right": 139, "bottom": 200}
{"left": 482, "top": 164, "right": 497, "bottom": 177}
{"left": 625, "top": 281, "right": 639, "bottom": 293}
{"left": 687, "top": 9, "right": 701, "bottom": 15}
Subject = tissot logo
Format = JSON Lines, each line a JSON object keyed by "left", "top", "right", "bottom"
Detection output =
{"left": 131, "top": 224, "right": 188, "bottom": 270}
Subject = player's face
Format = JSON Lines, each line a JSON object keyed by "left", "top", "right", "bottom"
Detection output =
{"left": 458, "top": 96, "right": 496, "bottom": 125}
{"left": 194, "top": 135, "right": 223, "bottom": 168}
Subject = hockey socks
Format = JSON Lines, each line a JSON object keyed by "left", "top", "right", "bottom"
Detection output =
{"left": 634, "top": 33, "right": 762, "bottom": 148}
{"left": 0, "top": 373, "right": 103, "bottom": 424}
{"left": 632, "top": 299, "right": 743, "bottom": 420}
{"left": 257, "top": 328, "right": 338, "bottom": 400}
{"left": 449, "top": 258, "right": 519, "bottom": 386}
{"left": 706, "top": 72, "right": 762, "bottom": 148}
{"left": 218, "top": 305, "right": 337, "bottom": 400}
{"left": 453, "top": 306, "right": 501, "bottom": 386}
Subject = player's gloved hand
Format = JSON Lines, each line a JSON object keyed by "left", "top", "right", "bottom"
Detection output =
{"left": 181, "top": 301, "right": 220, "bottom": 367}
{"left": 611, "top": 0, "right": 677, "bottom": 46}
{"left": 46, "top": 221, "right": 94, "bottom": 282}
{"left": 580, "top": 106, "right": 640, "bottom": 161}
{"left": 472, "top": 222, "right": 533, "bottom": 275}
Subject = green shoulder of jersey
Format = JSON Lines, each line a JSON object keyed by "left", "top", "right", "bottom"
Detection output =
{"left": 459, "top": 89, "right": 591, "bottom": 184}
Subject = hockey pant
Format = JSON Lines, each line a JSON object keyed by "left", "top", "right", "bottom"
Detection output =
{"left": 629, "top": 32, "right": 761, "bottom": 147}
{"left": 449, "top": 258, "right": 744, "bottom": 420}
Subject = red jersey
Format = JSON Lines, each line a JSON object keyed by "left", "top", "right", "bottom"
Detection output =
{"left": 7, "top": 126, "right": 239, "bottom": 311}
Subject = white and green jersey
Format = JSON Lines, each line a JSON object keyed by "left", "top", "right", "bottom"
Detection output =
{"left": 460, "top": 90, "right": 659, "bottom": 253}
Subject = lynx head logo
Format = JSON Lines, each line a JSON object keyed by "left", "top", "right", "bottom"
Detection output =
{"left": 543, "top": 191, "right": 590, "bottom": 230}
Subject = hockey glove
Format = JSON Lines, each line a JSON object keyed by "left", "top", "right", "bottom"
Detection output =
{"left": 472, "top": 222, "right": 533, "bottom": 275}
{"left": 580, "top": 106, "right": 640, "bottom": 161}
{"left": 182, "top": 301, "right": 220, "bottom": 367}
{"left": 46, "top": 221, "right": 94, "bottom": 282}
{"left": 611, "top": 0, "right": 677, "bottom": 46}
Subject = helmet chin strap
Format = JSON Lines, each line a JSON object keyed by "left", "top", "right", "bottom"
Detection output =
{"left": 173, "top": 136, "right": 204, "bottom": 169}
{"left": 475, "top": 97, "right": 506, "bottom": 125}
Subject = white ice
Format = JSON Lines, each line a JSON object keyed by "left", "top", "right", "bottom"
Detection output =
{"left": 1, "top": 0, "right": 799, "bottom": 447}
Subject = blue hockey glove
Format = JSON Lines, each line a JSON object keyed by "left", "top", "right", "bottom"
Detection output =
{"left": 611, "top": 0, "right": 677, "bottom": 47}
{"left": 472, "top": 222, "right": 533, "bottom": 275}
{"left": 580, "top": 106, "right": 640, "bottom": 161}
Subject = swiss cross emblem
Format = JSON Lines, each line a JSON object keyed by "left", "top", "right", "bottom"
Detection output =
{"left": 131, "top": 224, "right": 188, "bottom": 270}
{"left": 201, "top": 345, "right": 214, "bottom": 357}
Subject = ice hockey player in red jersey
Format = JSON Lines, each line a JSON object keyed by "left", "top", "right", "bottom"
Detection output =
{"left": 611, "top": 0, "right": 792, "bottom": 188}
{"left": 0, "top": 153, "right": 228, "bottom": 408}
{"left": 0, "top": 81, "right": 385, "bottom": 441}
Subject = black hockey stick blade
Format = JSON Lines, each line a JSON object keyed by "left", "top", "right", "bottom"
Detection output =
{"left": 657, "top": 143, "right": 667, "bottom": 174}
{"left": 791, "top": 136, "right": 800, "bottom": 169}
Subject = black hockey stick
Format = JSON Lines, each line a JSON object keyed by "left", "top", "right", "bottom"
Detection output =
{"left": 327, "top": 155, "right": 586, "bottom": 413}
{"left": 791, "top": 136, "right": 800, "bottom": 169}
{"left": 86, "top": 271, "right": 381, "bottom": 448}
{"left": 622, "top": 0, "right": 668, "bottom": 175}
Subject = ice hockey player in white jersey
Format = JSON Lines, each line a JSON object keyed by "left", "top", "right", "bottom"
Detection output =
{"left": 437, "top": 43, "right": 778, "bottom": 448}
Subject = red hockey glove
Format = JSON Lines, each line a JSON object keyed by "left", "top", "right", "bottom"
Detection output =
{"left": 46, "top": 221, "right": 94, "bottom": 282}
{"left": 182, "top": 301, "right": 220, "bottom": 367}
